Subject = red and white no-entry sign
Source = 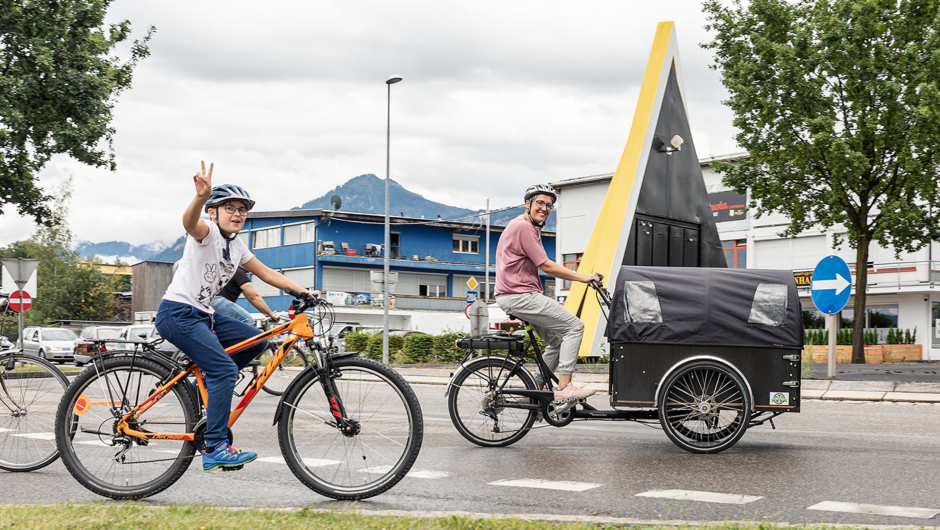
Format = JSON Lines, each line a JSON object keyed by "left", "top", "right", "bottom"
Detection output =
{"left": 9, "top": 290, "right": 31, "bottom": 312}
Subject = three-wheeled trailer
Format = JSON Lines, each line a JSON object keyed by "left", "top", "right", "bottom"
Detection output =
{"left": 606, "top": 265, "right": 804, "bottom": 453}
{"left": 446, "top": 265, "right": 804, "bottom": 454}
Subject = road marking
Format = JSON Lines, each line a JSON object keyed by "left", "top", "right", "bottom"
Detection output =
{"left": 488, "top": 479, "right": 601, "bottom": 492}
{"left": 635, "top": 490, "right": 763, "bottom": 505}
{"left": 808, "top": 501, "right": 940, "bottom": 519}
{"left": 13, "top": 432, "right": 55, "bottom": 440}
{"left": 361, "top": 466, "right": 449, "bottom": 479}
{"left": 257, "top": 456, "right": 342, "bottom": 467}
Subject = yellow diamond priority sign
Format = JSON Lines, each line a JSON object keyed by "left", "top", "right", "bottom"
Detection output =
{"left": 466, "top": 277, "right": 479, "bottom": 291}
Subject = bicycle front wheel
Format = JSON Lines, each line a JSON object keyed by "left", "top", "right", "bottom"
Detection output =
{"left": 278, "top": 356, "right": 423, "bottom": 500}
{"left": 55, "top": 356, "right": 199, "bottom": 499}
{"left": 448, "top": 356, "right": 538, "bottom": 447}
{"left": 260, "top": 343, "right": 310, "bottom": 396}
{"left": 0, "top": 353, "right": 69, "bottom": 472}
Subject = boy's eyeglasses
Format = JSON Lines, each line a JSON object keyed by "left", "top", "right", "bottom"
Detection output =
{"left": 222, "top": 204, "right": 248, "bottom": 216}
{"left": 532, "top": 200, "right": 554, "bottom": 211}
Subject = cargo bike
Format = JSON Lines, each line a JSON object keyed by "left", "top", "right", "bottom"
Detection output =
{"left": 446, "top": 265, "right": 803, "bottom": 454}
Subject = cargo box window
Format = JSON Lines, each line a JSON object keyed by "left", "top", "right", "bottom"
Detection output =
{"left": 748, "top": 283, "right": 788, "bottom": 326}
{"left": 623, "top": 281, "right": 663, "bottom": 323}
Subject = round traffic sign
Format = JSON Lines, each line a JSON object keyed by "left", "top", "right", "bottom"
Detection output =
{"left": 9, "top": 290, "right": 31, "bottom": 312}
{"left": 810, "top": 256, "right": 852, "bottom": 314}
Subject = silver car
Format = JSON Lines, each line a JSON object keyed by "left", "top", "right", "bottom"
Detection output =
{"left": 18, "top": 327, "right": 79, "bottom": 363}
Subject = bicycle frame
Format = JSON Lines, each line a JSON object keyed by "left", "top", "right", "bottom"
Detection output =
{"left": 89, "top": 309, "right": 329, "bottom": 444}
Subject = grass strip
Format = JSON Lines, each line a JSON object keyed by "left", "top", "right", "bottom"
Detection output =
{"left": 0, "top": 503, "right": 887, "bottom": 530}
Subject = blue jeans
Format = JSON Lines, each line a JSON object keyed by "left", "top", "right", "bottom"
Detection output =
{"left": 211, "top": 296, "right": 255, "bottom": 326}
{"left": 155, "top": 300, "right": 267, "bottom": 449}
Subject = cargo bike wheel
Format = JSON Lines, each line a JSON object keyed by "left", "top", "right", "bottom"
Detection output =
{"left": 448, "top": 356, "right": 538, "bottom": 447}
{"left": 657, "top": 360, "right": 751, "bottom": 454}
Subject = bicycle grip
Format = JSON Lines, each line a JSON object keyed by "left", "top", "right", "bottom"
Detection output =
{"left": 284, "top": 287, "right": 304, "bottom": 298}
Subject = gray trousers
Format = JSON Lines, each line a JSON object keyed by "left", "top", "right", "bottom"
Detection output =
{"left": 496, "top": 292, "right": 584, "bottom": 383}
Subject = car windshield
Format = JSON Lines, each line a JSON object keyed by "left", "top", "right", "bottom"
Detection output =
{"left": 97, "top": 329, "right": 122, "bottom": 339}
{"left": 43, "top": 329, "right": 77, "bottom": 341}
{"left": 126, "top": 327, "right": 151, "bottom": 339}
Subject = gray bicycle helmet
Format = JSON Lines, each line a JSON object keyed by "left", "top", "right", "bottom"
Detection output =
{"left": 524, "top": 184, "right": 557, "bottom": 203}
{"left": 204, "top": 184, "right": 256, "bottom": 213}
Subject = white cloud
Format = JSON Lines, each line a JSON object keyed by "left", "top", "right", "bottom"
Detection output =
{"left": 0, "top": 0, "right": 739, "bottom": 248}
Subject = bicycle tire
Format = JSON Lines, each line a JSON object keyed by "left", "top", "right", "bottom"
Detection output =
{"left": 658, "top": 360, "right": 751, "bottom": 454}
{"left": 0, "top": 353, "right": 70, "bottom": 472}
{"left": 278, "top": 356, "right": 423, "bottom": 500}
{"left": 55, "top": 356, "right": 199, "bottom": 499}
{"left": 259, "top": 343, "right": 310, "bottom": 396}
{"left": 448, "top": 356, "right": 538, "bottom": 447}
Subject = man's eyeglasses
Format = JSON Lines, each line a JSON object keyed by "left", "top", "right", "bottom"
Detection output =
{"left": 532, "top": 199, "right": 554, "bottom": 212}
{"left": 222, "top": 204, "right": 248, "bottom": 216}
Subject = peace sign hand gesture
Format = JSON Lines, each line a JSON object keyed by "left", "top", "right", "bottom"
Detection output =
{"left": 194, "top": 161, "right": 214, "bottom": 201}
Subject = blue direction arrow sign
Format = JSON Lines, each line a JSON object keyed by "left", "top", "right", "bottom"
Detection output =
{"left": 811, "top": 256, "right": 852, "bottom": 315}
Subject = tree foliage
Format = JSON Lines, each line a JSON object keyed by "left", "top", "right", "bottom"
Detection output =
{"left": 0, "top": 0, "right": 153, "bottom": 225}
{"left": 0, "top": 179, "right": 125, "bottom": 329}
{"left": 703, "top": 0, "right": 940, "bottom": 362}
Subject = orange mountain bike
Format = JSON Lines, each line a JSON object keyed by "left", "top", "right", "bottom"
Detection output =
{"left": 54, "top": 289, "right": 423, "bottom": 500}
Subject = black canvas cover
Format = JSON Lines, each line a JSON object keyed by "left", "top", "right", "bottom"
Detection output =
{"left": 606, "top": 266, "right": 803, "bottom": 349}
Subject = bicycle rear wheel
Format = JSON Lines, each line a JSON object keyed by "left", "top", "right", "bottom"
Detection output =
{"left": 259, "top": 343, "right": 310, "bottom": 396}
{"left": 447, "top": 356, "right": 538, "bottom": 447}
{"left": 0, "top": 353, "right": 69, "bottom": 472}
{"left": 278, "top": 356, "right": 423, "bottom": 500}
{"left": 55, "top": 356, "right": 199, "bottom": 499}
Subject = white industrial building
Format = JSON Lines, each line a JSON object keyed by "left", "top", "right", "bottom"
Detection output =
{"left": 552, "top": 153, "right": 940, "bottom": 361}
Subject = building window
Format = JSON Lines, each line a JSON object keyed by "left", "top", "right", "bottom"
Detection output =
{"left": 420, "top": 284, "right": 445, "bottom": 297}
{"left": 250, "top": 272, "right": 282, "bottom": 297}
{"left": 722, "top": 239, "right": 747, "bottom": 269}
{"left": 283, "top": 222, "right": 316, "bottom": 246}
{"left": 283, "top": 267, "right": 315, "bottom": 291}
{"left": 236, "top": 231, "right": 250, "bottom": 247}
{"left": 562, "top": 253, "right": 583, "bottom": 289}
{"left": 252, "top": 227, "right": 280, "bottom": 250}
{"left": 453, "top": 235, "right": 479, "bottom": 254}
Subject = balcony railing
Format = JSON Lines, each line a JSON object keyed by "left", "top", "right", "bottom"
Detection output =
{"left": 794, "top": 260, "right": 940, "bottom": 290}
{"left": 318, "top": 243, "right": 488, "bottom": 265}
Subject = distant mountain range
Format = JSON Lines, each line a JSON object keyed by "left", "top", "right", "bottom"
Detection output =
{"left": 77, "top": 173, "right": 554, "bottom": 264}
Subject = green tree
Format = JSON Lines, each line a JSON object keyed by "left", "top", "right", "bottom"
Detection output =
{"left": 0, "top": 0, "right": 153, "bottom": 226}
{"left": 703, "top": 0, "right": 940, "bottom": 363}
{"left": 0, "top": 180, "right": 121, "bottom": 328}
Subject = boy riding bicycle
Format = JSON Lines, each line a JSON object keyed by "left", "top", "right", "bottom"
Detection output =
{"left": 155, "top": 161, "right": 316, "bottom": 472}
{"left": 494, "top": 184, "right": 601, "bottom": 402}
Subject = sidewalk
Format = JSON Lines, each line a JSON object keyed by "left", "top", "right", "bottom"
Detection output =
{"left": 392, "top": 362, "right": 940, "bottom": 404}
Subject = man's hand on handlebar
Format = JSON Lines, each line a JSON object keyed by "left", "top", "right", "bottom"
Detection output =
{"left": 283, "top": 287, "right": 321, "bottom": 302}
{"left": 582, "top": 272, "right": 602, "bottom": 285}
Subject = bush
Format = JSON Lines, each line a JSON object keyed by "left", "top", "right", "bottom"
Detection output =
{"left": 405, "top": 334, "right": 435, "bottom": 363}
{"left": 343, "top": 330, "right": 371, "bottom": 354}
{"left": 364, "top": 333, "right": 403, "bottom": 361}
{"left": 432, "top": 332, "right": 462, "bottom": 363}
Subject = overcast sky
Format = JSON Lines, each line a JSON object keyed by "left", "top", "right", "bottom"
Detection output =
{"left": 0, "top": 0, "right": 740, "bottom": 250}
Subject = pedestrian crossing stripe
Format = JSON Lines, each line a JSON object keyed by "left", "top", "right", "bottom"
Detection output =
{"left": 636, "top": 490, "right": 763, "bottom": 504}
{"left": 808, "top": 501, "right": 940, "bottom": 519}
{"left": 489, "top": 479, "right": 601, "bottom": 492}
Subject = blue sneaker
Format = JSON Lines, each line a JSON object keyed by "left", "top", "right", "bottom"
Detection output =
{"left": 202, "top": 444, "right": 258, "bottom": 472}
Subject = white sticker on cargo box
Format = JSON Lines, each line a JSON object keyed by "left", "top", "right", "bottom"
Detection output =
{"left": 770, "top": 392, "right": 789, "bottom": 405}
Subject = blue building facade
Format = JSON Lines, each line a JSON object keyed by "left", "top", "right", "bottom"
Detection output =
{"left": 236, "top": 209, "right": 556, "bottom": 312}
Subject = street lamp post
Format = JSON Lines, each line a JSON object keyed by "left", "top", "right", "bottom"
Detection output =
{"left": 384, "top": 74, "right": 402, "bottom": 364}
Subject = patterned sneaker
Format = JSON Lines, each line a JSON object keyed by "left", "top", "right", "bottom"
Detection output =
{"left": 553, "top": 383, "right": 596, "bottom": 403}
{"left": 202, "top": 444, "right": 258, "bottom": 472}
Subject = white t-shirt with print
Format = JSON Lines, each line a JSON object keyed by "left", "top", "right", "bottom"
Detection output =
{"left": 163, "top": 221, "right": 253, "bottom": 313}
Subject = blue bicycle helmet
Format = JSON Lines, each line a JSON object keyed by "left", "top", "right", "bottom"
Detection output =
{"left": 204, "top": 184, "right": 256, "bottom": 213}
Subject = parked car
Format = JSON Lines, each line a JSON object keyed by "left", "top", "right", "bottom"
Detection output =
{"left": 114, "top": 324, "right": 181, "bottom": 357}
{"left": 72, "top": 326, "right": 125, "bottom": 366}
{"left": 18, "top": 327, "right": 79, "bottom": 363}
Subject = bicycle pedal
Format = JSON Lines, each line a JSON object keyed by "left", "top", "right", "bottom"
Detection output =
{"left": 220, "top": 464, "right": 244, "bottom": 472}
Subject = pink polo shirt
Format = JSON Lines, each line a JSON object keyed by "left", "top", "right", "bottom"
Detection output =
{"left": 495, "top": 218, "right": 548, "bottom": 296}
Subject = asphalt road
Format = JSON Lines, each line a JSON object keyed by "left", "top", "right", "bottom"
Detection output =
{"left": 3, "top": 377, "right": 940, "bottom": 527}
